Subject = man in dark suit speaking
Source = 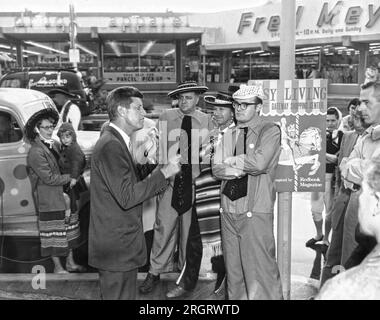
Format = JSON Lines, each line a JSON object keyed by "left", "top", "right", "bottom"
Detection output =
{"left": 89, "top": 86, "right": 180, "bottom": 300}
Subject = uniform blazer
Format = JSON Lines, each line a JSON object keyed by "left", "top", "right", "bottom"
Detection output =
{"left": 89, "top": 125, "right": 168, "bottom": 272}
{"left": 27, "top": 137, "right": 71, "bottom": 212}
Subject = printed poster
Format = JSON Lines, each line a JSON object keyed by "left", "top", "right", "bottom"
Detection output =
{"left": 249, "top": 79, "right": 327, "bottom": 192}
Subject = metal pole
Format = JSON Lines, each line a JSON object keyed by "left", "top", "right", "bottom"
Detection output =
{"left": 278, "top": 0, "right": 296, "bottom": 300}
{"left": 69, "top": 4, "right": 77, "bottom": 69}
{"left": 202, "top": 54, "right": 206, "bottom": 86}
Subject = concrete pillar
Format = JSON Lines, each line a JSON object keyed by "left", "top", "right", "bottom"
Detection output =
{"left": 176, "top": 40, "right": 185, "bottom": 82}
{"left": 97, "top": 40, "right": 104, "bottom": 79}
{"left": 357, "top": 44, "right": 369, "bottom": 85}
{"left": 278, "top": 0, "right": 295, "bottom": 301}
{"left": 16, "top": 42, "right": 23, "bottom": 68}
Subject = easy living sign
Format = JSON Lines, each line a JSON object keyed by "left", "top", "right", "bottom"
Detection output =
{"left": 248, "top": 79, "right": 327, "bottom": 192}
{"left": 235, "top": 0, "right": 380, "bottom": 41}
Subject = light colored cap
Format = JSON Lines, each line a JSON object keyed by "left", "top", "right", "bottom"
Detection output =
{"left": 232, "top": 84, "right": 264, "bottom": 101}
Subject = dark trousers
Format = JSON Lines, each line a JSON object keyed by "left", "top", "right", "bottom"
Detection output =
{"left": 99, "top": 268, "right": 138, "bottom": 300}
{"left": 320, "top": 188, "right": 351, "bottom": 287}
{"left": 177, "top": 205, "right": 203, "bottom": 291}
{"left": 344, "top": 224, "right": 377, "bottom": 269}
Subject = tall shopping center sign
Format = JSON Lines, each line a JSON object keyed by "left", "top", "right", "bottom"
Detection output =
{"left": 248, "top": 79, "right": 327, "bottom": 192}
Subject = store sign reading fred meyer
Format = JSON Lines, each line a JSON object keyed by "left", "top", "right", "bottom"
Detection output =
{"left": 237, "top": 1, "right": 380, "bottom": 34}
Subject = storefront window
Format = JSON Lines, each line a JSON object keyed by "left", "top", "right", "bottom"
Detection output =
{"left": 184, "top": 39, "right": 201, "bottom": 83}
{"left": 103, "top": 40, "right": 176, "bottom": 83}
{"left": 320, "top": 51, "right": 359, "bottom": 84}
{"left": 204, "top": 55, "right": 222, "bottom": 83}
{"left": 295, "top": 46, "right": 359, "bottom": 83}
{"left": 24, "top": 42, "right": 98, "bottom": 71}
{"left": 368, "top": 50, "right": 380, "bottom": 69}
{"left": 231, "top": 50, "right": 279, "bottom": 83}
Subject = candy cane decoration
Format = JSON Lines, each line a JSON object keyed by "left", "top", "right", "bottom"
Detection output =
{"left": 294, "top": 114, "right": 300, "bottom": 192}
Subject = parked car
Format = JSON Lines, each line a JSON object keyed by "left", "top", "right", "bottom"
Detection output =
{"left": 0, "top": 88, "right": 99, "bottom": 272}
{"left": 0, "top": 68, "right": 93, "bottom": 116}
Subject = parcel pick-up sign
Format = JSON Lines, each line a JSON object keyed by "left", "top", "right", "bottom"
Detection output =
{"left": 248, "top": 79, "right": 327, "bottom": 192}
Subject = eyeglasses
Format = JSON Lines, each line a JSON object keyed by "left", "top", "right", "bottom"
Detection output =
{"left": 39, "top": 125, "right": 55, "bottom": 131}
{"left": 232, "top": 102, "right": 258, "bottom": 111}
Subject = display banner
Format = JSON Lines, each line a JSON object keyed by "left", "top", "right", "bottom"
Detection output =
{"left": 248, "top": 79, "right": 327, "bottom": 192}
{"left": 104, "top": 71, "right": 176, "bottom": 83}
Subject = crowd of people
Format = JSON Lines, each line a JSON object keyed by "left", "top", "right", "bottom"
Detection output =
{"left": 22, "top": 62, "right": 380, "bottom": 299}
{"left": 303, "top": 68, "right": 380, "bottom": 299}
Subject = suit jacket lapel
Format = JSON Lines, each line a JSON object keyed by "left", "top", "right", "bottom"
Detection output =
{"left": 106, "top": 126, "right": 140, "bottom": 179}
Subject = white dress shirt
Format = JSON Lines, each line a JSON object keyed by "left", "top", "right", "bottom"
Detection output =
{"left": 57, "top": 100, "right": 81, "bottom": 131}
{"left": 109, "top": 122, "right": 132, "bottom": 152}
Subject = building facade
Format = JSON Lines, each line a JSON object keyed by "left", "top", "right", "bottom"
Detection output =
{"left": 0, "top": 0, "right": 379, "bottom": 105}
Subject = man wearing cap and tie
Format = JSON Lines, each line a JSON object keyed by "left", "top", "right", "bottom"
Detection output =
{"left": 139, "top": 81, "right": 214, "bottom": 298}
{"left": 212, "top": 85, "right": 283, "bottom": 300}
{"left": 48, "top": 88, "right": 81, "bottom": 131}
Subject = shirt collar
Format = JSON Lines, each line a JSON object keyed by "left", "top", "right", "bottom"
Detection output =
{"left": 237, "top": 116, "right": 262, "bottom": 132}
{"left": 219, "top": 121, "right": 235, "bottom": 134}
{"left": 173, "top": 108, "right": 203, "bottom": 126}
{"left": 109, "top": 122, "right": 131, "bottom": 151}
{"left": 370, "top": 124, "right": 380, "bottom": 141}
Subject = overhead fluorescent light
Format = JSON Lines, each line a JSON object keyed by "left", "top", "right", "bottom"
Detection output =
{"left": 259, "top": 53, "right": 271, "bottom": 56}
{"left": 24, "top": 49, "right": 41, "bottom": 55}
{"left": 0, "top": 44, "right": 40, "bottom": 55}
{"left": 245, "top": 51, "right": 255, "bottom": 55}
{"left": 75, "top": 43, "right": 97, "bottom": 57}
{"left": 295, "top": 46, "right": 321, "bottom": 52}
{"left": 140, "top": 41, "right": 156, "bottom": 56}
{"left": 186, "top": 39, "right": 199, "bottom": 46}
{"left": 25, "top": 41, "right": 67, "bottom": 55}
{"left": 253, "top": 50, "right": 264, "bottom": 54}
{"left": 334, "top": 46, "right": 347, "bottom": 50}
{"left": 164, "top": 49, "right": 175, "bottom": 57}
{"left": 232, "top": 50, "right": 242, "bottom": 53}
{"left": 108, "top": 41, "right": 121, "bottom": 57}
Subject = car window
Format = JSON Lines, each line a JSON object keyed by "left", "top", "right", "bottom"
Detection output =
{"left": 0, "top": 79, "right": 22, "bottom": 88}
{"left": 0, "top": 110, "right": 23, "bottom": 143}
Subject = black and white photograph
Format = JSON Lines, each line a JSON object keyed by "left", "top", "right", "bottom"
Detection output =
{"left": 0, "top": 0, "right": 380, "bottom": 304}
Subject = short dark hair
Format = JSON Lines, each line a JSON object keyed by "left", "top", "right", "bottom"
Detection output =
{"left": 106, "top": 86, "right": 143, "bottom": 121}
{"left": 327, "top": 107, "right": 340, "bottom": 119}
{"left": 36, "top": 117, "right": 56, "bottom": 129}
{"left": 347, "top": 98, "right": 361, "bottom": 111}
{"left": 361, "top": 81, "right": 380, "bottom": 102}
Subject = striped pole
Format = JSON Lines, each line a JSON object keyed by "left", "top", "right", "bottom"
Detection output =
{"left": 294, "top": 114, "right": 299, "bottom": 192}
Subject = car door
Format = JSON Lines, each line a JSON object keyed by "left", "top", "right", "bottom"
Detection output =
{"left": 0, "top": 106, "right": 37, "bottom": 236}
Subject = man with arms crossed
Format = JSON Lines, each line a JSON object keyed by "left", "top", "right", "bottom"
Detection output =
{"left": 212, "top": 85, "right": 283, "bottom": 300}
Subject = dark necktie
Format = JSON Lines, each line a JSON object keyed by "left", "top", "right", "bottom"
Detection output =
{"left": 171, "top": 115, "right": 193, "bottom": 215}
{"left": 222, "top": 127, "right": 248, "bottom": 201}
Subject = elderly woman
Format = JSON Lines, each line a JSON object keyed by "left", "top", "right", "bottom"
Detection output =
{"left": 316, "top": 154, "right": 380, "bottom": 299}
{"left": 25, "top": 107, "right": 84, "bottom": 273}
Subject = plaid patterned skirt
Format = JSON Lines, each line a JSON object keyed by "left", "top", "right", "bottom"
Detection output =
{"left": 38, "top": 210, "right": 81, "bottom": 257}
